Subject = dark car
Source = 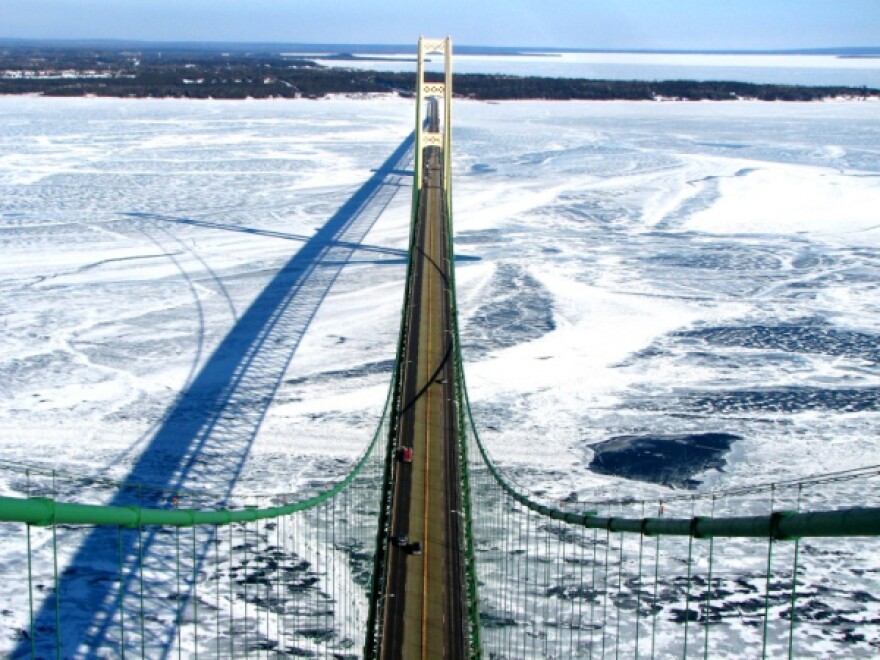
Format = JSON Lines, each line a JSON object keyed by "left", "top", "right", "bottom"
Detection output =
{"left": 408, "top": 541, "right": 423, "bottom": 556}
{"left": 391, "top": 533, "right": 408, "bottom": 547}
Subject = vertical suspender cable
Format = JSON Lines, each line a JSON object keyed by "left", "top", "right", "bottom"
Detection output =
{"left": 577, "top": 526, "right": 586, "bottom": 656}
{"left": 682, "top": 533, "right": 695, "bottom": 659}
{"left": 588, "top": 525, "right": 598, "bottom": 659}
{"left": 543, "top": 521, "right": 551, "bottom": 656}
{"left": 601, "top": 526, "right": 611, "bottom": 658}
{"left": 787, "top": 483, "right": 803, "bottom": 659}
{"left": 176, "top": 526, "right": 182, "bottom": 657}
{"left": 228, "top": 523, "right": 234, "bottom": 658}
{"left": 137, "top": 523, "right": 145, "bottom": 658}
{"left": 192, "top": 524, "right": 199, "bottom": 659}
{"left": 215, "top": 526, "right": 221, "bottom": 658}
{"left": 244, "top": 518, "right": 249, "bottom": 659}
{"left": 635, "top": 503, "right": 645, "bottom": 659}
{"left": 761, "top": 534, "right": 775, "bottom": 659}
{"left": 26, "top": 467, "right": 36, "bottom": 659}
{"left": 762, "top": 485, "right": 777, "bottom": 659}
{"left": 276, "top": 513, "right": 282, "bottom": 651}
{"left": 262, "top": 515, "right": 268, "bottom": 654}
{"left": 52, "top": 471, "right": 61, "bottom": 659}
{"left": 704, "top": 496, "right": 717, "bottom": 659}
{"left": 118, "top": 526, "right": 126, "bottom": 658}
{"left": 651, "top": 530, "right": 661, "bottom": 659}
{"left": 136, "top": 486, "right": 145, "bottom": 658}
{"left": 557, "top": 519, "right": 565, "bottom": 654}
{"left": 615, "top": 532, "right": 624, "bottom": 659}
{"left": 682, "top": 497, "right": 696, "bottom": 659}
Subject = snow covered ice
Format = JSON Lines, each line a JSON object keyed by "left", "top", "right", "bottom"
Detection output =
{"left": 446, "top": 100, "right": 880, "bottom": 503}
{"left": 0, "top": 97, "right": 414, "bottom": 496}
{"left": 0, "top": 96, "right": 416, "bottom": 655}
{"left": 1, "top": 96, "right": 879, "bottom": 655}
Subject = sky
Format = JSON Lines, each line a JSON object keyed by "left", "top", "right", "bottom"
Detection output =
{"left": 1, "top": 0, "right": 879, "bottom": 51}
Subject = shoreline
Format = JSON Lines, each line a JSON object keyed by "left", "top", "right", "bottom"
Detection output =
{"left": 3, "top": 90, "right": 879, "bottom": 103}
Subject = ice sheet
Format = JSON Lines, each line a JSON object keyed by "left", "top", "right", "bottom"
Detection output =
{"left": 1, "top": 96, "right": 879, "bottom": 655}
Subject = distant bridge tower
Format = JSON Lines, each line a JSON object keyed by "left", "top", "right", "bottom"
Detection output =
{"left": 415, "top": 37, "right": 453, "bottom": 204}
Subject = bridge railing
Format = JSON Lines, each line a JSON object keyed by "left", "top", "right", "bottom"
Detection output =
{"left": 0, "top": 396, "right": 390, "bottom": 658}
{"left": 442, "top": 193, "right": 483, "bottom": 657}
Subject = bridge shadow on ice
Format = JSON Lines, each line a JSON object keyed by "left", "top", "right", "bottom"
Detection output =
{"left": 16, "top": 133, "right": 415, "bottom": 657}
{"left": 138, "top": 213, "right": 414, "bottom": 264}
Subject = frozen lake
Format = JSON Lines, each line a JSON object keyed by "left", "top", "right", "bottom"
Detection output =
{"left": 1, "top": 95, "right": 879, "bottom": 654}
{"left": 449, "top": 99, "right": 880, "bottom": 505}
{"left": 0, "top": 97, "right": 416, "bottom": 500}
{"left": 1, "top": 94, "right": 879, "bottom": 506}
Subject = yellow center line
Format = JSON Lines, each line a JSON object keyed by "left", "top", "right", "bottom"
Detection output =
{"left": 421, "top": 165, "right": 433, "bottom": 660}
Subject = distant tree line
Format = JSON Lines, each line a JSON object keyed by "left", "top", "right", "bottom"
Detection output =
{"left": 448, "top": 74, "right": 879, "bottom": 101}
{"left": 2, "top": 45, "right": 877, "bottom": 101}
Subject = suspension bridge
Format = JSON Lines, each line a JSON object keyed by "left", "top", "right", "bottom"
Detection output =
{"left": 2, "top": 37, "right": 880, "bottom": 658}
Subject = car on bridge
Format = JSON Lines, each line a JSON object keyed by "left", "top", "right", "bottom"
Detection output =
{"left": 391, "top": 533, "right": 422, "bottom": 555}
{"left": 397, "top": 446, "right": 413, "bottom": 463}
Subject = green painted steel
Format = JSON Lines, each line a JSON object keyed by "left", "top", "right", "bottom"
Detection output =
{"left": 442, "top": 193, "right": 482, "bottom": 658}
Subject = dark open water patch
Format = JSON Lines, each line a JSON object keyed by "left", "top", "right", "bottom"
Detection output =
{"left": 589, "top": 432, "right": 741, "bottom": 489}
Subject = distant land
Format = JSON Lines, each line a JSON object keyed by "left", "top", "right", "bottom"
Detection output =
{"left": 2, "top": 38, "right": 880, "bottom": 57}
{"left": 2, "top": 41, "right": 878, "bottom": 101}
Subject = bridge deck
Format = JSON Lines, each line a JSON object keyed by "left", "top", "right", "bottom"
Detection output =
{"left": 381, "top": 138, "right": 466, "bottom": 658}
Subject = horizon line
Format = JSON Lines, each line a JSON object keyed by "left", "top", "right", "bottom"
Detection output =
{"left": 1, "top": 36, "right": 879, "bottom": 56}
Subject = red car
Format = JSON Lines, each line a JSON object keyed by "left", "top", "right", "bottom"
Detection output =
{"left": 398, "top": 447, "right": 413, "bottom": 463}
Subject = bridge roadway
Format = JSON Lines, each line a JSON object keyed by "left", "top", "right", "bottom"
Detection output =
{"left": 380, "top": 135, "right": 466, "bottom": 655}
